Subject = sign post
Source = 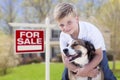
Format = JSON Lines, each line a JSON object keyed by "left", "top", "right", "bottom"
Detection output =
{"left": 9, "top": 19, "right": 55, "bottom": 80}
{"left": 45, "top": 17, "right": 50, "bottom": 80}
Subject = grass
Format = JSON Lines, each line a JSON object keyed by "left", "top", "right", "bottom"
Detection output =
{"left": 109, "top": 61, "right": 120, "bottom": 80}
{"left": 0, "top": 63, "right": 64, "bottom": 80}
{"left": 109, "top": 61, "right": 120, "bottom": 70}
{"left": 0, "top": 61, "right": 120, "bottom": 80}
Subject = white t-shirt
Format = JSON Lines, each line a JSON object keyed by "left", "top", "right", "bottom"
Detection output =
{"left": 60, "top": 21, "right": 106, "bottom": 53}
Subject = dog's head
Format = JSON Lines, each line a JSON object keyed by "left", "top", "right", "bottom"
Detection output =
{"left": 63, "top": 39, "right": 95, "bottom": 61}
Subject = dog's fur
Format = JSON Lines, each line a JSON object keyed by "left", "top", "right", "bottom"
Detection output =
{"left": 63, "top": 39, "right": 104, "bottom": 80}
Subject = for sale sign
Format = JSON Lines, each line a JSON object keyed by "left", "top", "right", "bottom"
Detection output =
{"left": 15, "top": 30, "right": 44, "bottom": 53}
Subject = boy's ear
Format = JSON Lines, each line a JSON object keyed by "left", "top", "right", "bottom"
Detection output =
{"left": 75, "top": 16, "right": 79, "bottom": 22}
{"left": 75, "top": 16, "right": 79, "bottom": 20}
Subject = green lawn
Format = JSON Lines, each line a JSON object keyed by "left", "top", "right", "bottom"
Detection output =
{"left": 0, "top": 61, "right": 120, "bottom": 80}
{"left": 109, "top": 61, "right": 120, "bottom": 70}
{"left": 0, "top": 63, "right": 64, "bottom": 80}
{"left": 109, "top": 61, "right": 120, "bottom": 80}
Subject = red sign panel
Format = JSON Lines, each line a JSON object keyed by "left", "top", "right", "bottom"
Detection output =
{"left": 15, "top": 30, "right": 44, "bottom": 53}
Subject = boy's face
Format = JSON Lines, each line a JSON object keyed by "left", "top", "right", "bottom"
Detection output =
{"left": 57, "top": 14, "right": 79, "bottom": 35}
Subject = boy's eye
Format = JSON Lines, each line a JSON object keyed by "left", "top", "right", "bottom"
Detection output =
{"left": 68, "top": 21, "right": 72, "bottom": 25}
{"left": 59, "top": 24, "right": 64, "bottom": 28}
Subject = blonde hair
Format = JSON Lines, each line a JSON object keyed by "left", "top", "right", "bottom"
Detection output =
{"left": 54, "top": 3, "right": 78, "bottom": 21}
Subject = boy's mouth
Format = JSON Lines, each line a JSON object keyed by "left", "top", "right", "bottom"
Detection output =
{"left": 66, "top": 29, "right": 71, "bottom": 32}
{"left": 65, "top": 29, "right": 73, "bottom": 34}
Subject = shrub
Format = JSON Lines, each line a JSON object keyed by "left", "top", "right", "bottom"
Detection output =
{"left": 21, "top": 56, "right": 43, "bottom": 64}
{"left": 51, "top": 53, "right": 62, "bottom": 62}
{"left": 0, "top": 32, "right": 21, "bottom": 75}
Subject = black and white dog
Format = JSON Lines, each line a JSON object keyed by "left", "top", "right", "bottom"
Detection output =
{"left": 63, "top": 39, "right": 103, "bottom": 80}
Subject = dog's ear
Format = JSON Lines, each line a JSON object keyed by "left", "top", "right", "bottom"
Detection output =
{"left": 77, "top": 39, "right": 86, "bottom": 47}
{"left": 85, "top": 41, "right": 95, "bottom": 52}
{"left": 85, "top": 41, "right": 96, "bottom": 61}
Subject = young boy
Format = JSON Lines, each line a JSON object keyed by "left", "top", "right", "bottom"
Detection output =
{"left": 53, "top": 2, "right": 116, "bottom": 80}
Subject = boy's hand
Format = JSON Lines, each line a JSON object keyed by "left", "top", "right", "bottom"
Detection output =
{"left": 74, "top": 67, "right": 99, "bottom": 77}
{"left": 87, "top": 68, "right": 99, "bottom": 77}
{"left": 74, "top": 67, "right": 88, "bottom": 77}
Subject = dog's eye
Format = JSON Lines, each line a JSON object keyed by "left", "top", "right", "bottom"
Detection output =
{"left": 66, "top": 44, "right": 69, "bottom": 47}
{"left": 74, "top": 42, "right": 79, "bottom": 46}
{"left": 71, "top": 42, "right": 79, "bottom": 48}
{"left": 73, "top": 43, "right": 78, "bottom": 46}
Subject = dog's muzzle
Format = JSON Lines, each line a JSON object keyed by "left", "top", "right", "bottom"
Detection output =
{"left": 63, "top": 48, "right": 76, "bottom": 57}
{"left": 63, "top": 48, "right": 82, "bottom": 61}
{"left": 63, "top": 48, "right": 69, "bottom": 56}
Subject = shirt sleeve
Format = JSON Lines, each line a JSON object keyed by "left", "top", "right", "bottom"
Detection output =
{"left": 87, "top": 23, "right": 105, "bottom": 50}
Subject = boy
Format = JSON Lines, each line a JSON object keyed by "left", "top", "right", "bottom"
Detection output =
{"left": 53, "top": 3, "right": 116, "bottom": 80}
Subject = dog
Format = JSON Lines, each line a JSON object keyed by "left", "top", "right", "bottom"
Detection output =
{"left": 63, "top": 39, "right": 104, "bottom": 80}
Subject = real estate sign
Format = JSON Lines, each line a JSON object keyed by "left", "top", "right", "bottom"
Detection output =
{"left": 15, "top": 30, "right": 44, "bottom": 53}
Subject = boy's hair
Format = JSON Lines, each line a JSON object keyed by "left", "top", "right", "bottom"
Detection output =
{"left": 54, "top": 3, "right": 78, "bottom": 21}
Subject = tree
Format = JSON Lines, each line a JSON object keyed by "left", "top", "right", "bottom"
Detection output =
{"left": 0, "top": 31, "right": 20, "bottom": 75}
{"left": 0, "top": 0, "right": 20, "bottom": 34}
{"left": 74, "top": 0, "right": 107, "bottom": 18}
{"left": 21, "top": 0, "right": 53, "bottom": 23}
{"left": 97, "top": 0, "right": 120, "bottom": 70}
{"left": 0, "top": 0, "right": 21, "bottom": 75}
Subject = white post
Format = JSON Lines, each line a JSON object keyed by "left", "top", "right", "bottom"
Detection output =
{"left": 45, "top": 17, "right": 50, "bottom": 80}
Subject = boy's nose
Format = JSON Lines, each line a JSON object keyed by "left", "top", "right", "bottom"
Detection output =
{"left": 63, "top": 26, "right": 68, "bottom": 30}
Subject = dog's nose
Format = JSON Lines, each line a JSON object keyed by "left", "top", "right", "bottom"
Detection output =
{"left": 63, "top": 48, "right": 70, "bottom": 57}
{"left": 63, "top": 48, "right": 68, "bottom": 54}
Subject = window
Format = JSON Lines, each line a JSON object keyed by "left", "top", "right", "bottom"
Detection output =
{"left": 51, "top": 46, "right": 60, "bottom": 58}
{"left": 51, "top": 29, "right": 61, "bottom": 41}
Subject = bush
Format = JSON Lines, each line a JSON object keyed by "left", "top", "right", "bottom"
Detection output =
{"left": 51, "top": 53, "right": 62, "bottom": 62}
{"left": 31, "top": 56, "right": 43, "bottom": 63}
{"left": 0, "top": 32, "right": 21, "bottom": 75}
{"left": 107, "top": 54, "right": 113, "bottom": 61}
{"left": 22, "top": 57, "right": 32, "bottom": 64}
{"left": 21, "top": 56, "right": 43, "bottom": 64}
{"left": 107, "top": 50, "right": 113, "bottom": 61}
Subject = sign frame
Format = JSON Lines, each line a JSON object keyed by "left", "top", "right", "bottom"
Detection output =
{"left": 9, "top": 22, "right": 55, "bottom": 80}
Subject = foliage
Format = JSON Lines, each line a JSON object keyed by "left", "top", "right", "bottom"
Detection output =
{"left": 51, "top": 53, "right": 62, "bottom": 62}
{"left": 0, "top": 0, "right": 19, "bottom": 34}
{"left": 97, "top": 0, "right": 120, "bottom": 61}
{"left": 0, "top": 0, "right": 108, "bottom": 33}
{"left": 21, "top": 56, "right": 43, "bottom": 64}
{"left": 0, "top": 31, "right": 21, "bottom": 75}
{"left": 21, "top": 0, "right": 53, "bottom": 23}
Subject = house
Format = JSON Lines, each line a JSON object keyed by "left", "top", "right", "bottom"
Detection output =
{"left": 10, "top": 18, "right": 111, "bottom": 64}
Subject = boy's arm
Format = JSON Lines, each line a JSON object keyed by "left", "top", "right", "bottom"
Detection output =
{"left": 85, "top": 48, "right": 103, "bottom": 71}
